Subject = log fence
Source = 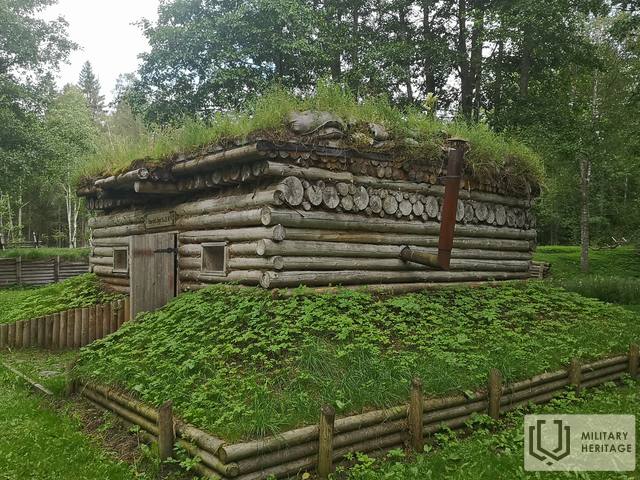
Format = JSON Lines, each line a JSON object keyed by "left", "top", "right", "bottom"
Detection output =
{"left": 0, "top": 297, "right": 130, "bottom": 350}
{"left": 0, "top": 256, "right": 89, "bottom": 286}
{"left": 74, "top": 344, "right": 639, "bottom": 480}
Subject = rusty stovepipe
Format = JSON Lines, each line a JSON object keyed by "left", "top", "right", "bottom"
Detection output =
{"left": 400, "top": 137, "right": 467, "bottom": 270}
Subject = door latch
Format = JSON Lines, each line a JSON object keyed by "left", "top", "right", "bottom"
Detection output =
{"left": 154, "top": 247, "right": 177, "bottom": 254}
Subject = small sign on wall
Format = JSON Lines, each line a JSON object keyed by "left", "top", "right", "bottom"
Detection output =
{"left": 145, "top": 211, "right": 176, "bottom": 230}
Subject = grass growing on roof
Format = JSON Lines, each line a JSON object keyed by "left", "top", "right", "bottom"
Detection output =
{"left": 0, "top": 274, "right": 122, "bottom": 324}
{"left": 80, "top": 81, "right": 544, "bottom": 192}
{"left": 75, "top": 282, "right": 640, "bottom": 441}
{"left": 0, "top": 247, "right": 90, "bottom": 261}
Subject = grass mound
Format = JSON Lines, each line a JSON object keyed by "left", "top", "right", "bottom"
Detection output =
{"left": 81, "top": 82, "right": 544, "bottom": 193}
{"left": 0, "top": 247, "right": 90, "bottom": 261}
{"left": 75, "top": 282, "right": 640, "bottom": 441}
{"left": 0, "top": 274, "right": 122, "bottom": 324}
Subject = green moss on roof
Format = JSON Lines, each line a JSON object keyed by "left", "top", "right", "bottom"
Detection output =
{"left": 82, "top": 82, "right": 545, "bottom": 192}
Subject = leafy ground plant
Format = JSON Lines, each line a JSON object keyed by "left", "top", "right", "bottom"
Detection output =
{"left": 0, "top": 273, "right": 122, "bottom": 324}
{"left": 342, "top": 379, "right": 640, "bottom": 480}
{"left": 75, "top": 282, "right": 640, "bottom": 441}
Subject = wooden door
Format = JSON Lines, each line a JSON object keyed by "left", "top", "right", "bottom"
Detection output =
{"left": 130, "top": 232, "right": 177, "bottom": 319}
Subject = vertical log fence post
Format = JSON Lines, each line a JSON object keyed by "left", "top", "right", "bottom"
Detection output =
{"left": 38, "top": 317, "right": 45, "bottom": 348}
{"left": 88, "top": 306, "right": 96, "bottom": 343}
{"left": 629, "top": 344, "right": 639, "bottom": 378}
{"left": 408, "top": 377, "right": 424, "bottom": 452}
{"left": 124, "top": 297, "right": 131, "bottom": 323}
{"left": 53, "top": 256, "right": 60, "bottom": 283}
{"left": 59, "top": 311, "right": 67, "bottom": 350}
{"left": 95, "top": 304, "right": 103, "bottom": 340}
{"left": 158, "top": 401, "right": 176, "bottom": 462}
{"left": 15, "top": 321, "right": 23, "bottom": 349}
{"left": 110, "top": 301, "right": 118, "bottom": 334}
{"left": 8, "top": 322, "right": 15, "bottom": 349}
{"left": 568, "top": 358, "right": 581, "bottom": 394}
{"left": 46, "top": 314, "right": 54, "bottom": 348}
{"left": 30, "top": 318, "right": 37, "bottom": 346}
{"left": 74, "top": 309, "right": 82, "bottom": 348}
{"left": 53, "top": 313, "right": 60, "bottom": 349}
{"left": 488, "top": 369, "right": 502, "bottom": 420}
{"left": 0, "top": 324, "right": 7, "bottom": 349}
{"left": 318, "top": 405, "right": 336, "bottom": 480}
{"left": 81, "top": 307, "right": 89, "bottom": 347}
{"left": 116, "top": 299, "right": 125, "bottom": 330}
{"left": 103, "top": 302, "right": 111, "bottom": 335}
{"left": 22, "top": 320, "right": 30, "bottom": 348}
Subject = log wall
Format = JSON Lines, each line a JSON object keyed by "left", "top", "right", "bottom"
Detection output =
{"left": 89, "top": 167, "right": 537, "bottom": 291}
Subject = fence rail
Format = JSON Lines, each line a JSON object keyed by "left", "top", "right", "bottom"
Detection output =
{"left": 0, "top": 298, "right": 130, "bottom": 350}
{"left": 0, "top": 256, "right": 89, "bottom": 287}
{"left": 74, "top": 344, "right": 639, "bottom": 480}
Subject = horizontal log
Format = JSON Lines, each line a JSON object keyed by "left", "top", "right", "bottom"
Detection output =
{"left": 260, "top": 270, "right": 529, "bottom": 288}
{"left": 94, "top": 168, "right": 150, "bottom": 189}
{"left": 581, "top": 371, "right": 626, "bottom": 390}
{"left": 278, "top": 229, "right": 532, "bottom": 254}
{"left": 93, "top": 266, "right": 128, "bottom": 277}
{"left": 261, "top": 162, "right": 533, "bottom": 206}
{"left": 176, "top": 438, "right": 239, "bottom": 477}
{"left": 92, "top": 223, "right": 145, "bottom": 239}
{"left": 96, "top": 275, "right": 130, "bottom": 286}
{"left": 423, "top": 400, "right": 488, "bottom": 425}
{"left": 134, "top": 181, "right": 179, "bottom": 194}
{"left": 175, "top": 189, "right": 283, "bottom": 217}
{"left": 261, "top": 208, "right": 536, "bottom": 240}
{"left": 81, "top": 387, "right": 158, "bottom": 436}
{"left": 90, "top": 256, "right": 114, "bottom": 266}
{"left": 230, "top": 255, "right": 529, "bottom": 273}
{"left": 500, "top": 378, "right": 569, "bottom": 406}
{"left": 179, "top": 226, "right": 286, "bottom": 244}
{"left": 175, "top": 420, "right": 226, "bottom": 456}
{"left": 582, "top": 355, "right": 627, "bottom": 372}
{"left": 172, "top": 144, "right": 262, "bottom": 174}
{"left": 89, "top": 211, "right": 145, "bottom": 229}
{"left": 581, "top": 363, "right": 626, "bottom": 381}
{"left": 102, "top": 284, "right": 130, "bottom": 294}
{"left": 92, "top": 247, "right": 114, "bottom": 257}
{"left": 84, "top": 382, "right": 158, "bottom": 422}
{"left": 179, "top": 270, "right": 263, "bottom": 285}
{"left": 504, "top": 369, "right": 567, "bottom": 394}
{"left": 176, "top": 208, "right": 270, "bottom": 230}
{"left": 91, "top": 237, "right": 130, "bottom": 247}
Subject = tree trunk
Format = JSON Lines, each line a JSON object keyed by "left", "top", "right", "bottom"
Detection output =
{"left": 422, "top": 0, "right": 436, "bottom": 94}
{"left": 457, "top": 0, "right": 472, "bottom": 119}
{"left": 580, "top": 157, "right": 591, "bottom": 273}
{"left": 519, "top": 31, "right": 532, "bottom": 98}
{"left": 470, "top": 8, "right": 484, "bottom": 122}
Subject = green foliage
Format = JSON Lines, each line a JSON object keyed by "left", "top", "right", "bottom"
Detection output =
{"left": 0, "top": 368, "right": 133, "bottom": 480}
{"left": 0, "top": 274, "right": 122, "bottom": 324}
{"left": 534, "top": 246, "right": 640, "bottom": 309}
{"left": 75, "top": 282, "right": 640, "bottom": 441}
{"left": 340, "top": 380, "right": 640, "bottom": 479}
{"left": 81, "top": 82, "right": 544, "bottom": 193}
{"left": 0, "top": 247, "right": 90, "bottom": 261}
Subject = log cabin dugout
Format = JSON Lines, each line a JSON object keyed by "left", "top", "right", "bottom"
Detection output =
{"left": 82, "top": 139, "right": 539, "bottom": 317}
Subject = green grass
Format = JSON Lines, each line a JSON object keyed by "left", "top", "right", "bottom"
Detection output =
{"left": 342, "top": 379, "right": 640, "bottom": 480}
{"left": 0, "top": 247, "right": 90, "bottom": 261}
{"left": 75, "top": 282, "right": 640, "bottom": 442}
{"left": 0, "top": 274, "right": 122, "bottom": 324}
{"left": 0, "top": 349, "right": 78, "bottom": 395}
{"left": 534, "top": 246, "right": 640, "bottom": 310}
{"left": 0, "top": 366, "right": 134, "bottom": 480}
{"left": 81, "top": 81, "right": 544, "bottom": 194}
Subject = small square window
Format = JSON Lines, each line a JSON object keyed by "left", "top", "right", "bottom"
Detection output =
{"left": 113, "top": 248, "right": 129, "bottom": 273}
{"left": 201, "top": 243, "right": 227, "bottom": 275}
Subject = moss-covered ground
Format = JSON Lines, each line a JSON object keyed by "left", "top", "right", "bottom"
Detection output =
{"left": 0, "top": 247, "right": 90, "bottom": 261}
{"left": 75, "top": 282, "right": 640, "bottom": 442}
{"left": 0, "top": 274, "right": 122, "bottom": 324}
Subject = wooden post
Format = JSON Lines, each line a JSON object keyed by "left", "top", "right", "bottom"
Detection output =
{"left": 317, "top": 405, "right": 335, "bottom": 479}
{"left": 95, "top": 305, "right": 103, "bottom": 340}
{"left": 67, "top": 310, "right": 75, "bottom": 348}
{"left": 30, "top": 318, "right": 37, "bottom": 347}
{"left": 103, "top": 302, "right": 111, "bottom": 335}
{"left": 116, "top": 299, "right": 125, "bottom": 329}
{"left": 124, "top": 297, "right": 131, "bottom": 323}
{"left": 15, "top": 321, "right": 23, "bottom": 349}
{"left": 46, "top": 315, "right": 54, "bottom": 348}
{"left": 81, "top": 307, "right": 89, "bottom": 347}
{"left": 7, "top": 322, "right": 15, "bottom": 348}
{"left": 22, "top": 320, "right": 30, "bottom": 348}
{"left": 37, "top": 317, "right": 45, "bottom": 348}
{"left": 110, "top": 301, "right": 118, "bottom": 333}
{"left": 15, "top": 256, "right": 22, "bottom": 284}
{"left": 158, "top": 401, "right": 175, "bottom": 461}
{"left": 568, "top": 358, "right": 581, "bottom": 394}
{"left": 52, "top": 313, "right": 60, "bottom": 349}
{"left": 629, "top": 344, "right": 639, "bottom": 378}
{"left": 0, "top": 324, "right": 7, "bottom": 349}
{"left": 74, "top": 309, "right": 82, "bottom": 348}
{"left": 88, "top": 306, "right": 96, "bottom": 343}
{"left": 488, "top": 369, "right": 502, "bottom": 420}
{"left": 408, "top": 377, "right": 424, "bottom": 452}
{"left": 59, "top": 311, "right": 67, "bottom": 350}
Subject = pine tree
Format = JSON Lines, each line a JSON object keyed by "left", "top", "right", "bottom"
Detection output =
{"left": 78, "top": 61, "right": 105, "bottom": 119}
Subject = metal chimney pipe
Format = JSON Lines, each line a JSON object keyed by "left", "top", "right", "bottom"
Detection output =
{"left": 400, "top": 138, "right": 467, "bottom": 270}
